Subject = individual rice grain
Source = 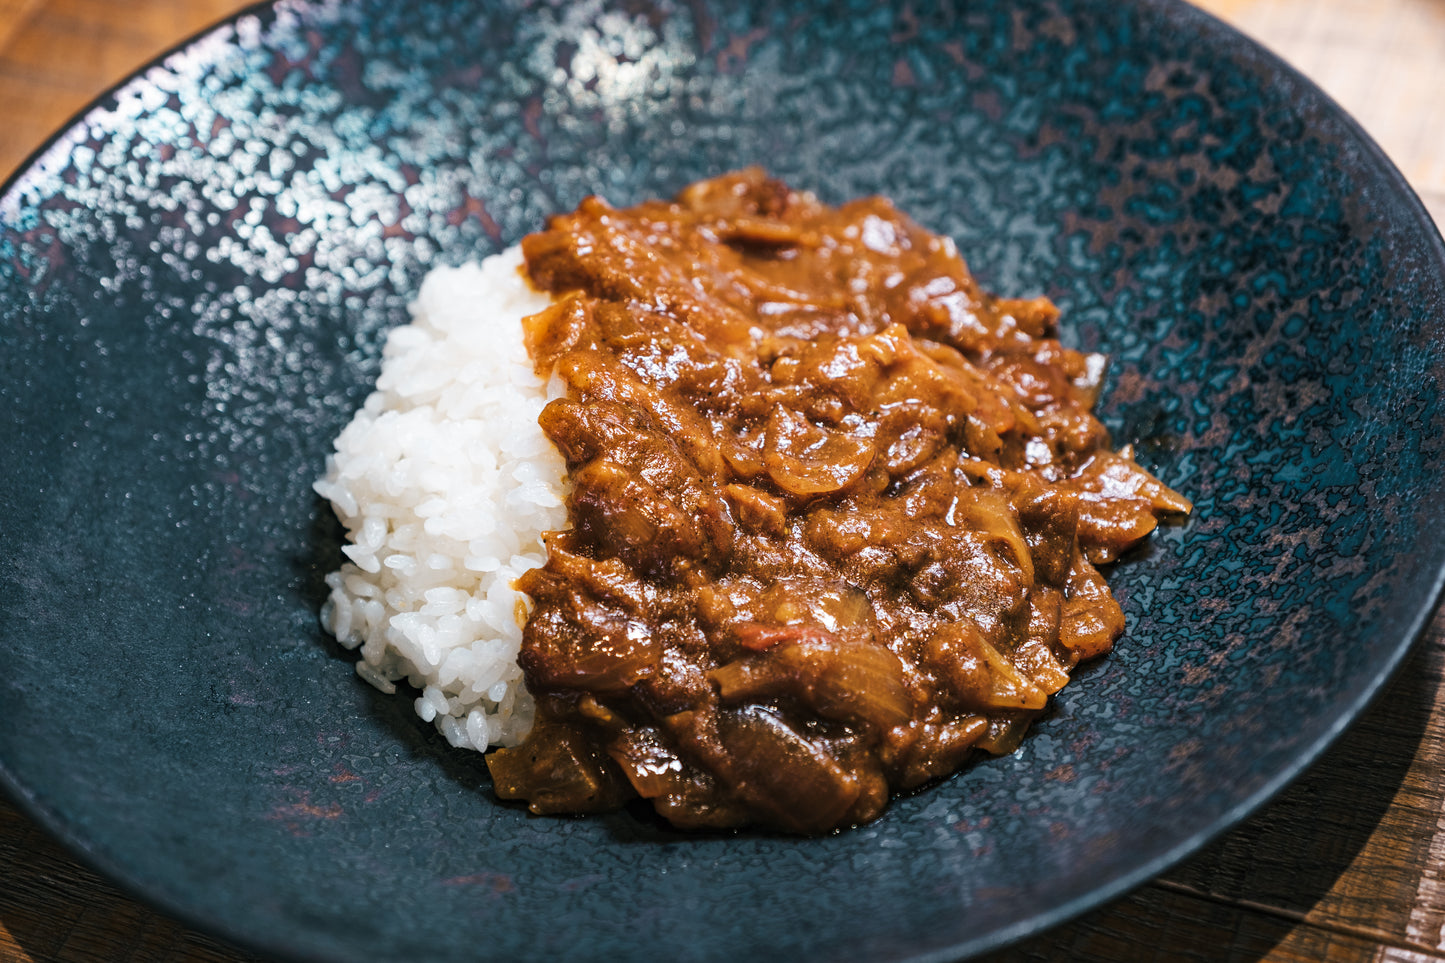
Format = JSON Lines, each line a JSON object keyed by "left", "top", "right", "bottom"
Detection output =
{"left": 315, "top": 245, "right": 563, "bottom": 750}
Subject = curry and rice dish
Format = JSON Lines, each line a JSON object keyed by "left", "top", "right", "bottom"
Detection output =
{"left": 317, "top": 169, "right": 1191, "bottom": 835}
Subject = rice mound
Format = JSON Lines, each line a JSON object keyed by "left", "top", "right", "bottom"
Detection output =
{"left": 315, "top": 245, "right": 564, "bottom": 750}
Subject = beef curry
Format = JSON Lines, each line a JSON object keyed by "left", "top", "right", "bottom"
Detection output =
{"left": 486, "top": 170, "right": 1191, "bottom": 834}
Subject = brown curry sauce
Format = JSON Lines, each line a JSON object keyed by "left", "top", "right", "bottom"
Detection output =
{"left": 485, "top": 170, "right": 1191, "bottom": 834}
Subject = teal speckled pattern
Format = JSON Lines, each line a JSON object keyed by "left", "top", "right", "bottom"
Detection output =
{"left": 1, "top": 1, "right": 1443, "bottom": 960}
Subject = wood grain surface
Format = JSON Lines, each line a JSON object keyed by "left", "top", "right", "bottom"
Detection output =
{"left": 2, "top": 2, "right": 1444, "bottom": 961}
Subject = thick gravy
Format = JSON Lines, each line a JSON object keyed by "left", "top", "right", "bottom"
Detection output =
{"left": 486, "top": 170, "right": 1190, "bottom": 834}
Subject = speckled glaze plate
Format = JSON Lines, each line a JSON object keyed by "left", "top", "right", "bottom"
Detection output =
{"left": 2, "top": 1, "right": 1443, "bottom": 960}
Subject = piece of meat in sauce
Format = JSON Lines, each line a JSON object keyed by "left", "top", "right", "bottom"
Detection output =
{"left": 486, "top": 169, "right": 1192, "bottom": 834}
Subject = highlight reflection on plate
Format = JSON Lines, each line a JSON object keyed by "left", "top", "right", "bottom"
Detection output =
{"left": 2, "top": 1, "right": 1443, "bottom": 960}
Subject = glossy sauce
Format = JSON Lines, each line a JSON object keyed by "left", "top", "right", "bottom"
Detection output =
{"left": 486, "top": 170, "right": 1191, "bottom": 834}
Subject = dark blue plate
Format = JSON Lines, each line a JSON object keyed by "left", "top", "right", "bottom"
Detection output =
{"left": 2, "top": 1, "right": 1443, "bottom": 960}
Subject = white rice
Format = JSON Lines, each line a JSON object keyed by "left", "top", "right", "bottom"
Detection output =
{"left": 314, "top": 245, "right": 565, "bottom": 750}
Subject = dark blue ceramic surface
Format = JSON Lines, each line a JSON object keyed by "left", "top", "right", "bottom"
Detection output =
{"left": 2, "top": 1, "right": 1443, "bottom": 960}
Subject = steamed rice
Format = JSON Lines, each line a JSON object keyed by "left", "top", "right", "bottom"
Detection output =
{"left": 314, "top": 245, "right": 563, "bottom": 750}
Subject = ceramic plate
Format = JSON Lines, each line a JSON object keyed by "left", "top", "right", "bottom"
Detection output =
{"left": 2, "top": 0, "right": 1443, "bottom": 960}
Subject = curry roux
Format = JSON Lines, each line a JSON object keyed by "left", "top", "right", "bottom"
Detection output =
{"left": 485, "top": 170, "right": 1191, "bottom": 834}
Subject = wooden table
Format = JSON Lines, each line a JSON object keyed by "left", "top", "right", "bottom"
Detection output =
{"left": 2, "top": 1, "right": 1443, "bottom": 960}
